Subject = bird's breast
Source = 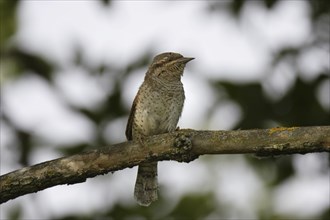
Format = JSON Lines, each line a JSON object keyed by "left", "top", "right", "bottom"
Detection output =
{"left": 134, "top": 86, "right": 184, "bottom": 136}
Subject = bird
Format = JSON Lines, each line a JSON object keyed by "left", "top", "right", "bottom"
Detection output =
{"left": 125, "top": 52, "right": 194, "bottom": 206}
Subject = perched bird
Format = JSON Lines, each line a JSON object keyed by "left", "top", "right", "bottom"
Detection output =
{"left": 126, "top": 52, "right": 194, "bottom": 206}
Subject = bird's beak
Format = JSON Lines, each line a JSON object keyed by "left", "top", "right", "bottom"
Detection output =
{"left": 179, "top": 57, "right": 195, "bottom": 64}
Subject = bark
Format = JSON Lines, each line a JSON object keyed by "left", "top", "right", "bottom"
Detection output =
{"left": 1, "top": 126, "right": 329, "bottom": 204}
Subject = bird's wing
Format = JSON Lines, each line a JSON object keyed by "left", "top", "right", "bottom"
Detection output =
{"left": 125, "top": 91, "right": 139, "bottom": 140}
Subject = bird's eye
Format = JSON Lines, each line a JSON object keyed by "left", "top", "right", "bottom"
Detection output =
{"left": 157, "top": 70, "right": 165, "bottom": 76}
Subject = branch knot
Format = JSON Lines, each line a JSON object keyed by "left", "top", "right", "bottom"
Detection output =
{"left": 173, "top": 133, "right": 197, "bottom": 163}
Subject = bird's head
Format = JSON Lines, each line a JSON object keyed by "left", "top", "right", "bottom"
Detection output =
{"left": 147, "top": 52, "right": 194, "bottom": 81}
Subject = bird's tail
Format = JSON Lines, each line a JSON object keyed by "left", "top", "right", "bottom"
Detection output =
{"left": 134, "top": 162, "right": 158, "bottom": 206}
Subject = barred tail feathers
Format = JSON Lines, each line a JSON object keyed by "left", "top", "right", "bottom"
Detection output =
{"left": 134, "top": 162, "right": 158, "bottom": 206}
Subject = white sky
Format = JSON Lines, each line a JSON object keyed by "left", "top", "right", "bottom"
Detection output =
{"left": 1, "top": 0, "right": 329, "bottom": 219}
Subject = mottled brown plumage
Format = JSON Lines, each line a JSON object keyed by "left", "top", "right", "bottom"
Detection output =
{"left": 126, "top": 52, "right": 194, "bottom": 206}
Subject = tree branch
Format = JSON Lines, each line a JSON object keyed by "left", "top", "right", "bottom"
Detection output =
{"left": 1, "top": 126, "right": 329, "bottom": 204}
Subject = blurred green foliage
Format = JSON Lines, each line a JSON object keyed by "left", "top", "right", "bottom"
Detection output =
{"left": 0, "top": 0, "right": 19, "bottom": 48}
{"left": 1, "top": 0, "right": 329, "bottom": 219}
